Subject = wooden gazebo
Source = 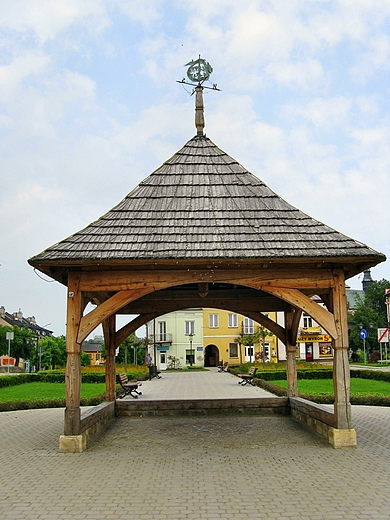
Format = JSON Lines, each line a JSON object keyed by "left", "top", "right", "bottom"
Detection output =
{"left": 29, "top": 84, "right": 385, "bottom": 452}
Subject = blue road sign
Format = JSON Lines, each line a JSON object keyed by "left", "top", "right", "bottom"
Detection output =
{"left": 360, "top": 329, "right": 367, "bottom": 339}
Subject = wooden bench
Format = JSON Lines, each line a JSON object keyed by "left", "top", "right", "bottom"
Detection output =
{"left": 238, "top": 366, "right": 257, "bottom": 386}
{"left": 218, "top": 361, "right": 228, "bottom": 372}
{"left": 117, "top": 373, "right": 142, "bottom": 399}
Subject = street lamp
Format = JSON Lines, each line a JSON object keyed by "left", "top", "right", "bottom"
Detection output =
{"left": 38, "top": 344, "right": 44, "bottom": 372}
{"left": 189, "top": 333, "right": 194, "bottom": 366}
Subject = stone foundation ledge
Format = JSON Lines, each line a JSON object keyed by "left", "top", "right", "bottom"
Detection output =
{"left": 59, "top": 401, "right": 115, "bottom": 453}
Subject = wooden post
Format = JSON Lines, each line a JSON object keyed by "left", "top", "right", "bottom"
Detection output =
{"left": 64, "top": 271, "right": 82, "bottom": 436}
{"left": 103, "top": 314, "right": 117, "bottom": 402}
{"left": 195, "top": 85, "right": 205, "bottom": 136}
{"left": 332, "top": 269, "right": 352, "bottom": 429}
{"left": 285, "top": 310, "right": 298, "bottom": 397}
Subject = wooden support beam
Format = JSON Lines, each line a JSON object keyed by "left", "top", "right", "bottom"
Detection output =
{"left": 260, "top": 286, "right": 337, "bottom": 339}
{"left": 284, "top": 310, "right": 299, "bottom": 397}
{"left": 332, "top": 269, "right": 352, "bottom": 429}
{"left": 290, "top": 308, "right": 302, "bottom": 346}
{"left": 79, "top": 268, "right": 335, "bottom": 292}
{"left": 64, "top": 271, "right": 82, "bottom": 436}
{"left": 102, "top": 314, "right": 116, "bottom": 402}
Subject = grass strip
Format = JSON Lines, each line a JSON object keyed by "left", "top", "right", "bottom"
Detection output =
{"left": 268, "top": 378, "right": 390, "bottom": 397}
{"left": 0, "top": 382, "right": 106, "bottom": 404}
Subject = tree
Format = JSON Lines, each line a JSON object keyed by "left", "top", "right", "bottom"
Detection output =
{"left": 349, "top": 279, "right": 390, "bottom": 357}
{"left": 0, "top": 325, "right": 36, "bottom": 367}
{"left": 101, "top": 333, "right": 146, "bottom": 370}
{"left": 116, "top": 333, "right": 145, "bottom": 370}
{"left": 32, "top": 336, "right": 67, "bottom": 370}
{"left": 0, "top": 325, "right": 13, "bottom": 356}
{"left": 80, "top": 352, "right": 91, "bottom": 366}
{"left": 256, "top": 325, "right": 274, "bottom": 364}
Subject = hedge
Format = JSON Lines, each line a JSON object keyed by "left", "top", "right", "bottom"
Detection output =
{"left": 230, "top": 368, "right": 334, "bottom": 381}
{"left": 0, "top": 392, "right": 107, "bottom": 412}
{"left": 0, "top": 369, "right": 150, "bottom": 389}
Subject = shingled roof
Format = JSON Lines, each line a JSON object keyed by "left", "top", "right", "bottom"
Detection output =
{"left": 28, "top": 134, "right": 385, "bottom": 270}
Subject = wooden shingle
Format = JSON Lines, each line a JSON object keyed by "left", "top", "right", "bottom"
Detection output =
{"left": 29, "top": 135, "right": 385, "bottom": 270}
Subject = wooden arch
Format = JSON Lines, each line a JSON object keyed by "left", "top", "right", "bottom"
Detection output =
{"left": 64, "top": 262, "right": 351, "bottom": 440}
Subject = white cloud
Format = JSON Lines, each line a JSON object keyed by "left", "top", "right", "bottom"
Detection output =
{"left": 350, "top": 33, "right": 390, "bottom": 80}
{"left": 0, "top": 0, "right": 109, "bottom": 43}
{"left": 265, "top": 59, "right": 324, "bottom": 90}
{"left": 283, "top": 97, "right": 352, "bottom": 130}
{"left": 0, "top": 50, "right": 51, "bottom": 100}
{"left": 115, "top": 0, "right": 163, "bottom": 27}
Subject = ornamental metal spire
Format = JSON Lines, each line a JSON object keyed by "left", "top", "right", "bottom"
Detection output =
{"left": 177, "top": 55, "right": 220, "bottom": 136}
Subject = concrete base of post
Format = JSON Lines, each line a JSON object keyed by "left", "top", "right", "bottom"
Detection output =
{"left": 328, "top": 428, "right": 357, "bottom": 449}
{"left": 59, "top": 434, "right": 86, "bottom": 453}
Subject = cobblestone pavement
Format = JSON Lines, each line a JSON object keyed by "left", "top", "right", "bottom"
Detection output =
{"left": 1, "top": 373, "right": 390, "bottom": 519}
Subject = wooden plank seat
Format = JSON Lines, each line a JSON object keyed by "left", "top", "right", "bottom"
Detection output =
{"left": 238, "top": 366, "right": 257, "bottom": 386}
{"left": 218, "top": 361, "right": 228, "bottom": 372}
{"left": 118, "top": 373, "right": 142, "bottom": 399}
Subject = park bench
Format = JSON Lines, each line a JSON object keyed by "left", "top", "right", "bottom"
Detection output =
{"left": 238, "top": 366, "right": 257, "bottom": 386}
{"left": 117, "top": 373, "right": 142, "bottom": 399}
{"left": 218, "top": 362, "right": 229, "bottom": 372}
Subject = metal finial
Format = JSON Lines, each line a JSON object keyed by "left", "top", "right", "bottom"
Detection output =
{"left": 177, "top": 56, "right": 220, "bottom": 137}
{"left": 185, "top": 56, "right": 213, "bottom": 84}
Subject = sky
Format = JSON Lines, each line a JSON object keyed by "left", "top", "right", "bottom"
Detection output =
{"left": 1, "top": 0, "right": 389, "bottom": 337}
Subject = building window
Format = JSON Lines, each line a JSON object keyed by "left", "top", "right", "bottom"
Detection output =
{"left": 303, "top": 315, "right": 313, "bottom": 328}
{"left": 229, "top": 342, "right": 238, "bottom": 358}
{"left": 209, "top": 314, "right": 219, "bottom": 328}
{"left": 243, "top": 317, "right": 254, "bottom": 334}
{"left": 228, "top": 313, "right": 238, "bottom": 328}
{"left": 158, "top": 321, "right": 167, "bottom": 342}
{"left": 185, "top": 321, "right": 195, "bottom": 335}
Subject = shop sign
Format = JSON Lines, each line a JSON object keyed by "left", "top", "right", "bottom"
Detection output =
{"left": 297, "top": 334, "right": 331, "bottom": 343}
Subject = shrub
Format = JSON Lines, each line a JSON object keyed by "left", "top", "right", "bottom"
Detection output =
{"left": 369, "top": 351, "right": 381, "bottom": 363}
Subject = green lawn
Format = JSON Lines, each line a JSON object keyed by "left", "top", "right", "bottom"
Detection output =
{"left": 269, "top": 378, "right": 390, "bottom": 397}
{"left": 0, "top": 382, "right": 106, "bottom": 402}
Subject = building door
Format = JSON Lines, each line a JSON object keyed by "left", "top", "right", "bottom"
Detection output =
{"left": 159, "top": 351, "right": 167, "bottom": 370}
{"left": 244, "top": 345, "right": 254, "bottom": 363}
{"left": 204, "top": 344, "right": 219, "bottom": 367}
{"left": 305, "top": 343, "right": 313, "bottom": 362}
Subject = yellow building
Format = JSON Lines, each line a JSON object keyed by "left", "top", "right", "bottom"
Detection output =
{"left": 202, "top": 308, "right": 278, "bottom": 367}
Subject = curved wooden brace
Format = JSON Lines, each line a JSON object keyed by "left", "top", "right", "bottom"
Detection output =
{"left": 77, "top": 287, "right": 154, "bottom": 343}
{"left": 240, "top": 310, "right": 287, "bottom": 344}
{"left": 260, "top": 286, "right": 338, "bottom": 339}
{"left": 115, "top": 313, "right": 159, "bottom": 348}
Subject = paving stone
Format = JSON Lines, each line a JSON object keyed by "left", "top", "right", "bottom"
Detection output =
{"left": 1, "top": 372, "right": 390, "bottom": 519}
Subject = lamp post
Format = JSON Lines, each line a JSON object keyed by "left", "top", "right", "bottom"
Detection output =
{"left": 189, "top": 333, "right": 194, "bottom": 366}
{"left": 6, "top": 331, "right": 14, "bottom": 374}
{"left": 38, "top": 344, "right": 44, "bottom": 372}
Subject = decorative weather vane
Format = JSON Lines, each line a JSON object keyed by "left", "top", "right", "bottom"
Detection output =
{"left": 177, "top": 56, "right": 220, "bottom": 136}
{"left": 177, "top": 55, "right": 220, "bottom": 91}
